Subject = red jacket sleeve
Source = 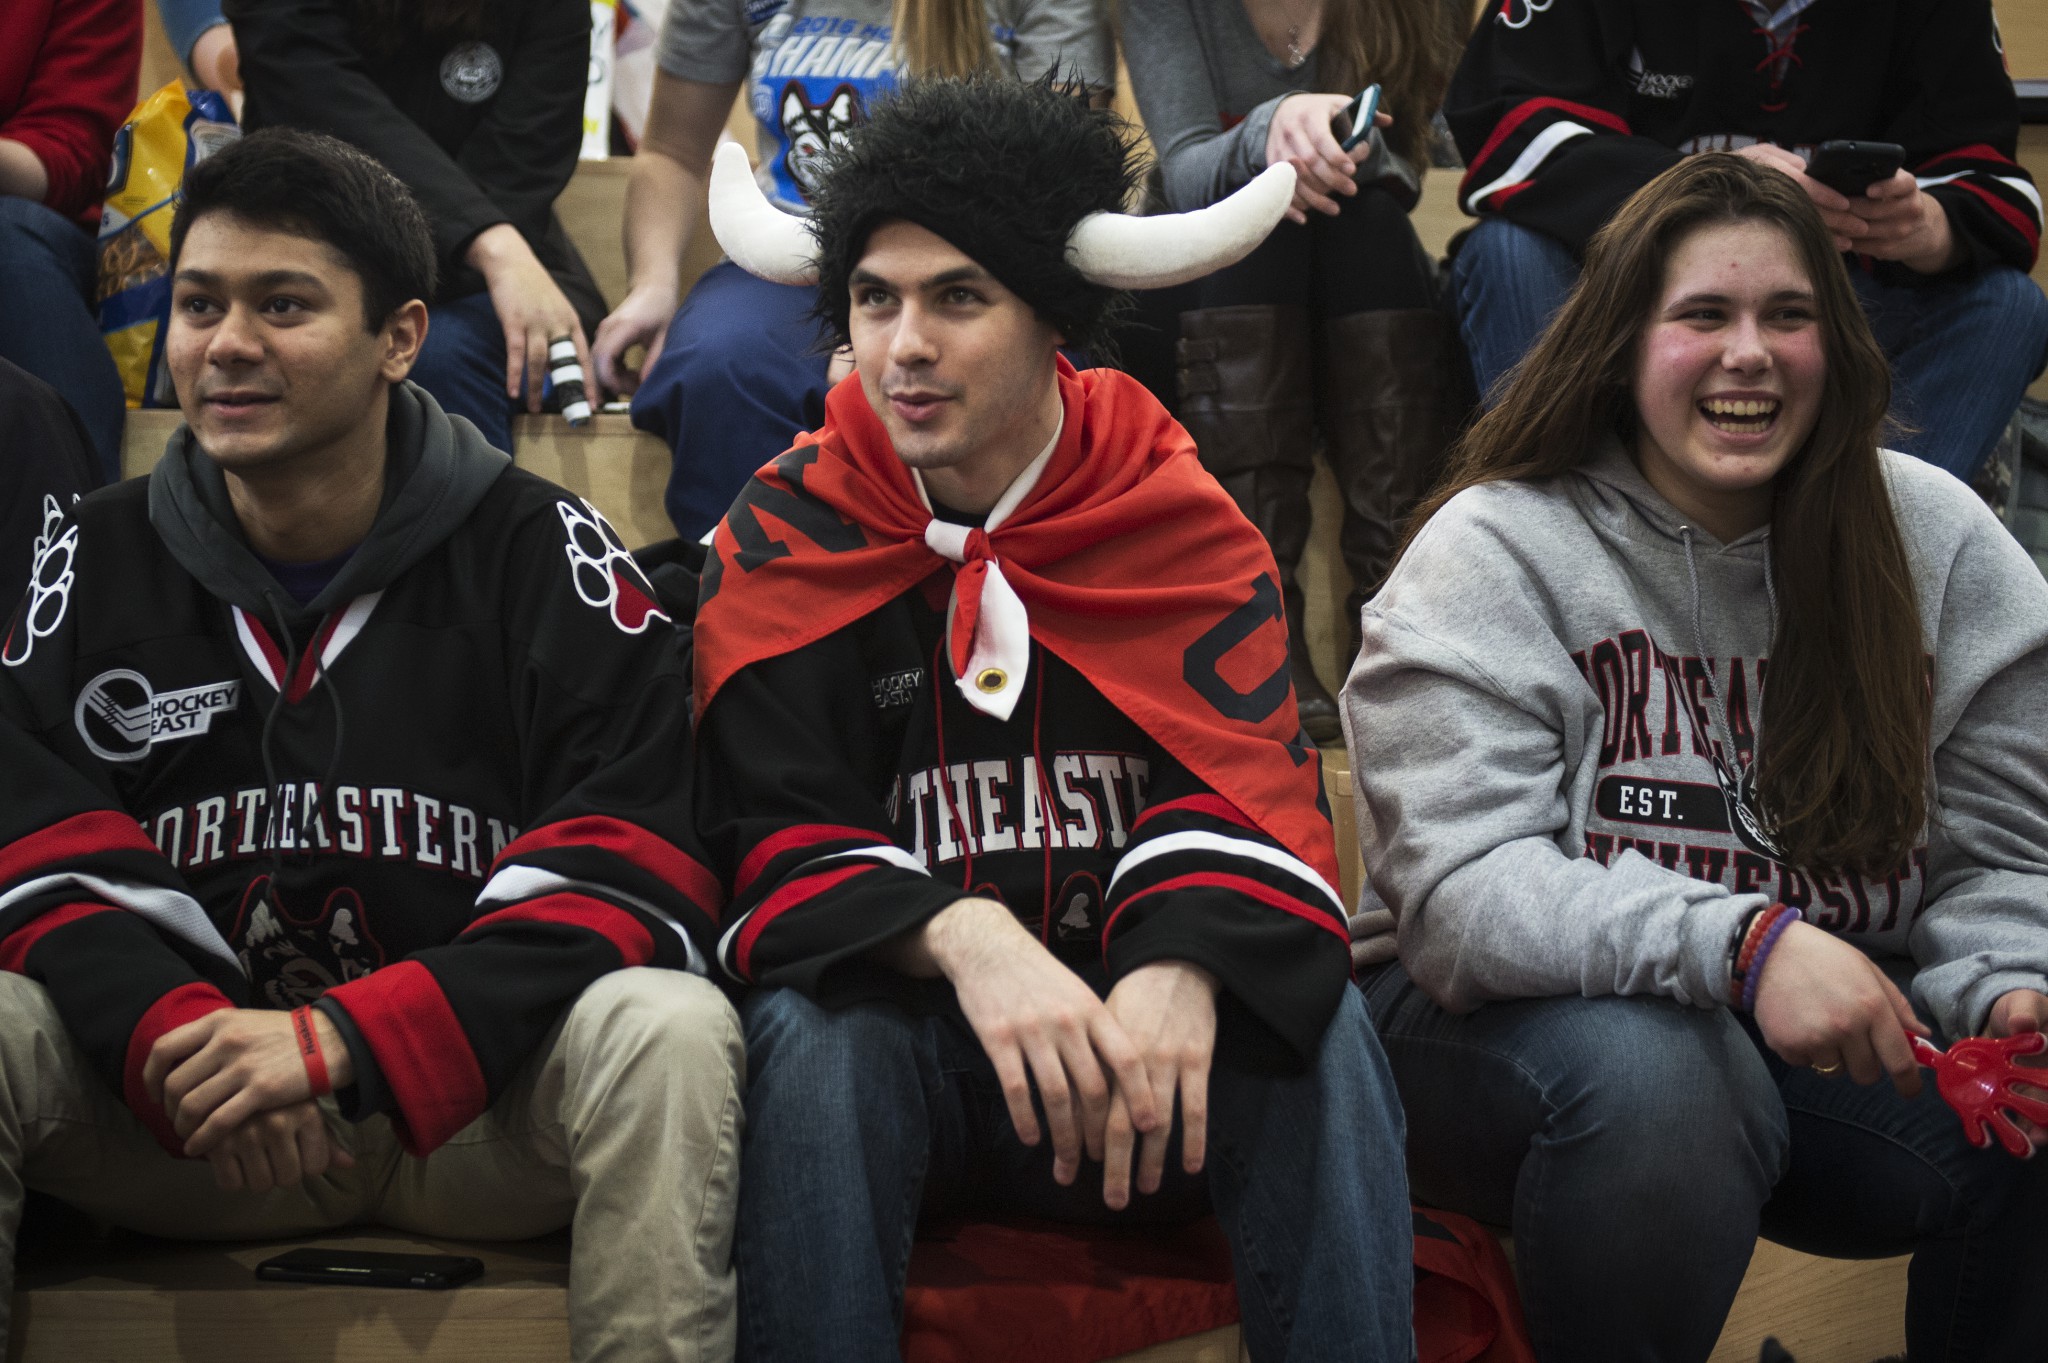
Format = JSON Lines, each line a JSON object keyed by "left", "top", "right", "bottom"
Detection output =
{"left": 2, "top": 0, "right": 142, "bottom": 223}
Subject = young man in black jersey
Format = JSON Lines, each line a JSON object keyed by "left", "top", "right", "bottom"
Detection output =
{"left": 690, "top": 77, "right": 1414, "bottom": 1362}
{"left": 0, "top": 128, "right": 740, "bottom": 1362}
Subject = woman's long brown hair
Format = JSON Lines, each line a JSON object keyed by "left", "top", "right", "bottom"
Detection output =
{"left": 892, "top": 0, "right": 999, "bottom": 78}
{"left": 1318, "top": 0, "right": 1465, "bottom": 167}
{"left": 1404, "top": 154, "right": 1929, "bottom": 877}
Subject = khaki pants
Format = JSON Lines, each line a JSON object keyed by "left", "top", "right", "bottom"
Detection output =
{"left": 0, "top": 968, "right": 744, "bottom": 1363}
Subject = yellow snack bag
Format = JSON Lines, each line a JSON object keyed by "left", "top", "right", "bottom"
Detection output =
{"left": 97, "top": 82, "right": 240, "bottom": 408}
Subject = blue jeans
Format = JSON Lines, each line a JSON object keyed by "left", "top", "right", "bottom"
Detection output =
{"left": 735, "top": 985, "right": 1415, "bottom": 1363}
{"left": 1851, "top": 263, "right": 2048, "bottom": 479}
{"left": 1361, "top": 963, "right": 2048, "bottom": 1363}
{"left": 0, "top": 196, "right": 125, "bottom": 484}
{"left": 409, "top": 290, "right": 515, "bottom": 454}
{"left": 1452, "top": 217, "right": 2048, "bottom": 482}
{"left": 631, "top": 261, "right": 833, "bottom": 542}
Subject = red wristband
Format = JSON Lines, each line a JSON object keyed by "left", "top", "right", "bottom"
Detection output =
{"left": 1736, "top": 904, "right": 1787, "bottom": 980}
{"left": 291, "top": 1005, "right": 333, "bottom": 1098}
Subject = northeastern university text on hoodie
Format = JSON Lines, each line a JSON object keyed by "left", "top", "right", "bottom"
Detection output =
{"left": 1342, "top": 441, "right": 2048, "bottom": 1041}
{"left": 0, "top": 383, "right": 720, "bottom": 1156}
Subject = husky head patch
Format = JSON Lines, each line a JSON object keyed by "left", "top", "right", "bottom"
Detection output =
{"left": 780, "top": 81, "right": 863, "bottom": 200}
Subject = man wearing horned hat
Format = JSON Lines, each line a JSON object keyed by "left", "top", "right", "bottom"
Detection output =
{"left": 690, "top": 76, "right": 1414, "bottom": 1360}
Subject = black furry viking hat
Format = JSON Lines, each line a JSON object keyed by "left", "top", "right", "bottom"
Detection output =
{"left": 807, "top": 74, "right": 1138, "bottom": 352}
{"left": 706, "top": 74, "right": 1299, "bottom": 352}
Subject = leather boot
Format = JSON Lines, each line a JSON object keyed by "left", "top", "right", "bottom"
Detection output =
{"left": 1176, "top": 305, "right": 1341, "bottom": 744}
{"left": 1317, "top": 308, "right": 1462, "bottom": 671}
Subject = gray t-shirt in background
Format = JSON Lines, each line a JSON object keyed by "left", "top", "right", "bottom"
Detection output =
{"left": 1120, "top": 0, "right": 1413, "bottom": 213}
{"left": 657, "top": 0, "right": 1114, "bottom": 210}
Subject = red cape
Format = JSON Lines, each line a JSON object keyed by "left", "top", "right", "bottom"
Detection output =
{"left": 694, "top": 359, "right": 1337, "bottom": 891}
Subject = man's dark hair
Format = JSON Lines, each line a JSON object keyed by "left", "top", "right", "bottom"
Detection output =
{"left": 806, "top": 73, "right": 1143, "bottom": 355}
{"left": 171, "top": 128, "right": 438, "bottom": 330}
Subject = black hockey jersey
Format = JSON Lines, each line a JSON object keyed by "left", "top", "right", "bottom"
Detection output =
{"left": 0, "top": 360, "right": 96, "bottom": 594}
{"left": 0, "top": 384, "right": 719, "bottom": 1155}
{"left": 693, "top": 566, "right": 1352, "bottom": 1070}
{"left": 1448, "top": 0, "right": 2041, "bottom": 276}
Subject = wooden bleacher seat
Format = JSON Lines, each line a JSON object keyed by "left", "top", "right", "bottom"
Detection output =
{"left": 11, "top": 1229, "right": 575, "bottom": 1362}
{"left": 9, "top": 1223, "right": 1246, "bottom": 1363}
{"left": 6, "top": 1195, "right": 1911, "bottom": 1362}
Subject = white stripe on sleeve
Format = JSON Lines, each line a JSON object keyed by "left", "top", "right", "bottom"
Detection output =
{"left": 1462, "top": 120, "right": 1594, "bottom": 213}
{"left": 474, "top": 863, "right": 707, "bottom": 976}
{"left": 0, "top": 872, "right": 238, "bottom": 967}
{"left": 1106, "top": 829, "right": 1343, "bottom": 914}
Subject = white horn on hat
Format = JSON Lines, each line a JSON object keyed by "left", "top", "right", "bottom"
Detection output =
{"left": 1064, "top": 162, "right": 1297, "bottom": 290}
{"left": 707, "top": 140, "right": 819, "bottom": 286}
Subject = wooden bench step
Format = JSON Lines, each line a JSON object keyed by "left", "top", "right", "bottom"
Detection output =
{"left": 10, "top": 1226, "right": 1242, "bottom": 1363}
{"left": 1711, "top": 1241, "right": 1906, "bottom": 1363}
{"left": 11, "top": 1229, "right": 572, "bottom": 1363}
{"left": 10, "top": 1228, "right": 1902, "bottom": 1362}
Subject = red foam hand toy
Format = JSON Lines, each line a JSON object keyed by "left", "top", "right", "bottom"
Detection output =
{"left": 1910, "top": 1032, "right": 2048, "bottom": 1159}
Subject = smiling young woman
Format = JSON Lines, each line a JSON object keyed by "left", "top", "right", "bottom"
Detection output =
{"left": 1400, "top": 153, "right": 1922, "bottom": 877}
{"left": 1342, "top": 154, "right": 2048, "bottom": 1361}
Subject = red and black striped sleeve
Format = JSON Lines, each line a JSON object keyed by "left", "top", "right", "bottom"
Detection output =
{"left": 1911, "top": 142, "right": 2041, "bottom": 272}
{"left": 1446, "top": 0, "right": 1681, "bottom": 255}
{"left": 321, "top": 494, "right": 723, "bottom": 1155}
{"left": 1884, "top": 0, "right": 2039, "bottom": 273}
{"left": 1103, "top": 749, "right": 1352, "bottom": 1068}
{"left": 0, "top": 510, "right": 245, "bottom": 1153}
{"left": 694, "top": 637, "right": 965, "bottom": 1003}
{"left": 0, "top": 807, "right": 242, "bottom": 1155}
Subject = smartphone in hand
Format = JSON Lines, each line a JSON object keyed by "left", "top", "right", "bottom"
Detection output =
{"left": 1331, "top": 85, "right": 1383, "bottom": 153}
{"left": 1803, "top": 140, "right": 1905, "bottom": 197}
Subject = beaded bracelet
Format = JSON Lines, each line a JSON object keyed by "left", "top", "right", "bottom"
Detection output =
{"left": 291, "top": 1005, "right": 333, "bottom": 1098}
{"left": 1734, "top": 904, "right": 1782, "bottom": 983}
{"left": 1739, "top": 907, "right": 1800, "bottom": 1012}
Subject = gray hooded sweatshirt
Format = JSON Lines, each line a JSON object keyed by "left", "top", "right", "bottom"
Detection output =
{"left": 1341, "top": 440, "right": 2048, "bottom": 1041}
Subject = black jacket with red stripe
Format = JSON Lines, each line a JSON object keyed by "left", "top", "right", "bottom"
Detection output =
{"left": 693, "top": 559, "right": 1352, "bottom": 1071}
{"left": 1448, "top": 0, "right": 2041, "bottom": 276}
{"left": 0, "top": 383, "right": 719, "bottom": 1155}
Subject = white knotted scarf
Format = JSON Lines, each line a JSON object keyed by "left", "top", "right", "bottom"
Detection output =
{"left": 917, "top": 418, "right": 1062, "bottom": 722}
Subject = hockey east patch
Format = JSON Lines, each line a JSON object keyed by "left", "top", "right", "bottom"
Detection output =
{"left": 74, "top": 668, "right": 240, "bottom": 763}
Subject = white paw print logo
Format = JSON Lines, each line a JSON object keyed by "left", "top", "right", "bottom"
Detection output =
{"left": 556, "top": 500, "right": 672, "bottom": 635}
{"left": 4, "top": 497, "right": 78, "bottom": 668}
{"left": 1497, "top": 0, "right": 1553, "bottom": 27}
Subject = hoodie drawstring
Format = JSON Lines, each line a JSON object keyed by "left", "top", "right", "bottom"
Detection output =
{"left": 1677, "top": 525, "right": 1778, "bottom": 778}
{"left": 257, "top": 591, "right": 349, "bottom": 914}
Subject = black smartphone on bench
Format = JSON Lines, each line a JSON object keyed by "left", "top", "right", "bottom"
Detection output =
{"left": 1804, "top": 139, "right": 1905, "bottom": 196}
{"left": 255, "top": 1247, "right": 485, "bottom": 1290}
